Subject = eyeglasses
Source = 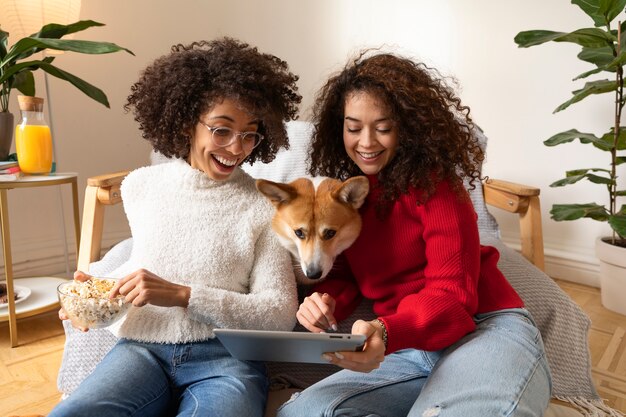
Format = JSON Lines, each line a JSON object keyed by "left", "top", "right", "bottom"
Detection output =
{"left": 199, "top": 121, "right": 264, "bottom": 150}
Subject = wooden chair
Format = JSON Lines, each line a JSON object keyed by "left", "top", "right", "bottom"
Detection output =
{"left": 483, "top": 178, "right": 544, "bottom": 270}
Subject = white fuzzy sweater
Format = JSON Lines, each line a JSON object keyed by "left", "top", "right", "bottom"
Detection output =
{"left": 107, "top": 159, "right": 297, "bottom": 343}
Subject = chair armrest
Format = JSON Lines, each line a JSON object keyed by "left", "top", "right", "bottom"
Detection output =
{"left": 483, "top": 178, "right": 545, "bottom": 271}
{"left": 77, "top": 171, "right": 130, "bottom": 272}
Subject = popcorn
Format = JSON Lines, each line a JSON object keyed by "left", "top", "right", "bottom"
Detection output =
{"left": 58, "top": 278, "right": 129, "bottom": 329}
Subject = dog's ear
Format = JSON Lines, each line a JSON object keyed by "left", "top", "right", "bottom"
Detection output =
{"left": 333, "top": 176, "right": 369, "bottom": 209}
{"left": 256, "top": 179, "right": 297, "bottom": 207}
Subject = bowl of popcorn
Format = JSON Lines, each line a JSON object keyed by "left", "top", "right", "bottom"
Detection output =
{"left": 57, "top": 278, "right": 130, "bottom": 329}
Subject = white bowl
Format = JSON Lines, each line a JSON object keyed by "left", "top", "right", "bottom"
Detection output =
{"left": 57, "top": 278, "right": 129, "bottom": 329}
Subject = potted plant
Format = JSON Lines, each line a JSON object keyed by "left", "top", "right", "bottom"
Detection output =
{"left": 514, "top": 0, "right": 626, "bottom": 315}
{"left": 0, "top": 20, "right": 133, "bottom": 160}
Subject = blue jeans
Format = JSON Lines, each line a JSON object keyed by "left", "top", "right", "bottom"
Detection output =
{"left": 49, "top": 338, "right": 268, "bottom": 417}
{"left": 277, "top": 308, "right": 551, "bottom": 417}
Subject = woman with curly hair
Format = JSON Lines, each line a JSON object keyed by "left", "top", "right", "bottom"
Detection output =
{"left": 277, "top": 52, "right": 551, "bottom": 416}
{"left": 50, "top": 37, "right": 301, "bottom": 417}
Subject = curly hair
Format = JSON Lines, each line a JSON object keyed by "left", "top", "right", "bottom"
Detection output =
{"left": 125, "top": 37, "right": 301, "bottom": 164}
{"left": 309, "top": 51, "right": 484, "bottom": 212}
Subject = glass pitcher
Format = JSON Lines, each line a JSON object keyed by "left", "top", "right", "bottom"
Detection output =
{"left": 15, "top": 95, "right": 53, "bottom": 174}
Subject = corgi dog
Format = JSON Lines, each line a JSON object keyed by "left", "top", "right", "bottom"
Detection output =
{"left": 256, "top": 177, "right": 369, "bottom": 284}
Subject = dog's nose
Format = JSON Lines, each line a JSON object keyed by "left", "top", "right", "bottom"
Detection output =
{"left": 305, "top": 269, "right": 323, "bottom": 280}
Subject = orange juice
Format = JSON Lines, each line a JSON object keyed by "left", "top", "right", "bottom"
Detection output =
{"left": 15, "top": 125, "right": 53, "bottom": 174}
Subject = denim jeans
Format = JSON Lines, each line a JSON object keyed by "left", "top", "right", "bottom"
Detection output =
{"left": 277, "top": 308, "right": 551, "bottom": 417}
{"left": 48, "top": 338, "right": 268, "bottom": 417}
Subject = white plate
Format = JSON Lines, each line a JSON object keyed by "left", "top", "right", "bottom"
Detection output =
{"left": 0, "top": 284, "right": 32, "bottom": 308}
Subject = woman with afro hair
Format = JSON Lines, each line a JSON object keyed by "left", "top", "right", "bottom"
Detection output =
{"left": 277, "top": 52, "right": 551, "bottom": 416}
{"left": 51, "top": 37, "right": 301, "bottom": 417}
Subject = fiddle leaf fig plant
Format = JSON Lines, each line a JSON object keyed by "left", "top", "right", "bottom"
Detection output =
{"left": 514, "top": 0, "right": 626, "bottom": 245}
{"left": 0, "top": 20, "right": 134, "bottom": 113}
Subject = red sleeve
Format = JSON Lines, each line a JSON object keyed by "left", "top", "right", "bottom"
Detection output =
{"left": 312, "top": 254, "right": 362, "bottom": 322}
{"left": 383, "top": 182, "right": 479, "bottom": 353}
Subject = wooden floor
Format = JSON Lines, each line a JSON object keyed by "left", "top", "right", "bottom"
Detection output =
{"left": 0, "top": 279, "right": 625, "bottom": 416}
{"left": 557, "top": 280, "right": 626, "bottom": 412}
{"left": 0, "top": 311, "right": 65, "bottom": 417}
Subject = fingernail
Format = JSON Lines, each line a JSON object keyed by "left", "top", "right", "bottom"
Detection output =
{"left": 334, "top": 352, "right": 344, "bottom": 360}
{"left": 322, "top": 354, "right": 333, "bottom": 362}
{"left": 331, "top": 324, "right": 338, "bottom": 331}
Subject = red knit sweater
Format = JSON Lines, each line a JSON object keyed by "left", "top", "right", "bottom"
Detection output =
{"left": 314, "top": 177, "right": 523, "bottom": 354}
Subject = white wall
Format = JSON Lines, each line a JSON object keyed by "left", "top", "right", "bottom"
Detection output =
{"left": 2, "top": 0, "right": 623, "bottom": 285}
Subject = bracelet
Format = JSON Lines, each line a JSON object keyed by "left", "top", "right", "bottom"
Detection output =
{"left": 375, "top": 318, "right": 388, "bottom": 351}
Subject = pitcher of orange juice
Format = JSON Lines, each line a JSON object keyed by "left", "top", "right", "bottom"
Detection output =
{"left": 15, "top": 95, "right": 52, "bottom": 174}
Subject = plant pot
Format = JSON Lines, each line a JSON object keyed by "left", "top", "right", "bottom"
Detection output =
{"left": 0, "top": 111, "right": 14, "bottom": 161}
{"left": 596, "top": 236, "right": 626, "bottom": 316}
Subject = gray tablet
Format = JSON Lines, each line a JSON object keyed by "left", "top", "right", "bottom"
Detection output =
{"left": 214, "top": 328, "right": 366, "bottom": 364}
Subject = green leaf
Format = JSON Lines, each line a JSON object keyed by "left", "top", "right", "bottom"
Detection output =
{"left": 544, "top": 128, "right": 602, "bottom": 147}
{"left": 550, "top": 203, "right": 610, "bottom": 221}
{"left": 550, "top": 169, "right": 613, "bottom": 186}
{"left": 600, "top": 49, "right": 626, "bottom": 70}
{"left": 515, "top": 28, "right": 614, "bottom": 48}
{"left": 1, "top": 37, "right": 133, "bottom": 67}
{"left": 28, "top": 39, "right": 133, "bottom": 55}
{"left": 574, "top": 49, "right": 626, "bottom": 80}
{"left": 13, "top": 71, "right": 34, "bottom": 96}
{"left": 601, "top": 129, "right": 626, "bottom": 150}
{"left": 578, "top": 46, "right": 615, "bottom": 68}
{"left": 566, "top": 168, "right": 611, "bottom": 175}
{"left": 587, "top": 173, "right": 615, "bottom": 184}
{"left": 514, "top": 30, "right": 567, "bottom": 47}
{"left": 617, "top": 156, "right": 626, "bottom": 164}
{"left": 36, "top": 62, "right": 110, "bottom": 107}
{"left": 574, "top": 67, "right": 606, "bottom": 80}
{"left": 600, "top": 0, "right": 626, "bottom": 24}
{"left": 0, "top": 27, "right": 7, "bottom": 60}
{"left": 33, "top": 20, "right": 105, "bottom": 39}
{"left": 551, "top": 175, "right": 586, "bottom": 187}
{"left": 616, "top": 190, "right": 626, "bottom": 196}
{"left": 572, "top": 0, "right": 608, "bottom": 26}
{"left": 573, "top": 0, "right": 626, "bottom": 26}
{"left": 554, "top": 79, "right": 619, "bottom": 112}
{"left": 608, "top": 213, "right": 626, "bottom": 237}
{"left": 9, "top": 21, "right": 109, "bottom": 61}
{"left": 0, "top": 59, "right": 50, "bottom": 85}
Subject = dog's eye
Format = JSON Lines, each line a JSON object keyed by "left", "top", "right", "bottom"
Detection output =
{"left": 322, "top": 229, "right": 336, "bottom": 240}
{"left": 294, "top": 229, "right": 305, "bottom": 240}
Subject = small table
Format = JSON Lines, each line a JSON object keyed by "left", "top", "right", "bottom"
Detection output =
{"left": 0, "top": 173, "right": 80, "bottom": 347}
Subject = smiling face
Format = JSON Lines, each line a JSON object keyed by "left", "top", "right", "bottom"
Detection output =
{"left": 343, "top": 91, "right": 398, "bottom": 176}
{"left": 188, "top": 98, "right": 259, "bottom": 181}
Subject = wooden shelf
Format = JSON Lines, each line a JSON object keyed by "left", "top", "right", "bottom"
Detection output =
{"left": 0, "top": 277, "right": 69, "bottom": 322}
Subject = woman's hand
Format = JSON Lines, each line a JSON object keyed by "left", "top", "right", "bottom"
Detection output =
{"left": 110, "top": 268, "right": 191, "bottom": 308}
{"left": 322, "top": 319, "right": 386, "bottom": 373}
{"left": 58, "top": 270, "right": 92, "bottom": 332}
{"left": 296, "top": 292, "right": 337, "bottom": 333}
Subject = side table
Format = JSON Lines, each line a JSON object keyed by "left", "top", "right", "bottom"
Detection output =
{"left": 0, "top": 173, "right": 80, "bottom": 347}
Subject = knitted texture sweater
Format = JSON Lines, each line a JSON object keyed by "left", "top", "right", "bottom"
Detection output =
{"left": 314, "top": 177, "right": 523, "bottom": 354}
{"left": 108, "top": 159, "right": 298, "bottom": 343}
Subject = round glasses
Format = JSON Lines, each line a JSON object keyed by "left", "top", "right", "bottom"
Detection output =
{"left": 199, "top": 121, "right": 264, "bottom": 150}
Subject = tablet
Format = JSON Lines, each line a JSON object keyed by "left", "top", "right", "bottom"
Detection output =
{"left": 214, "top": 328, "right": 366, "bottom": 364}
